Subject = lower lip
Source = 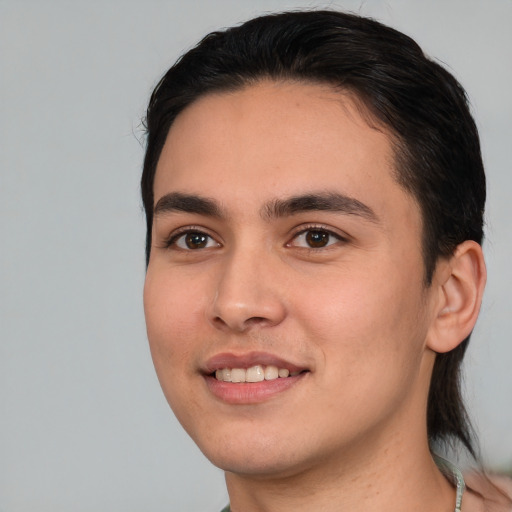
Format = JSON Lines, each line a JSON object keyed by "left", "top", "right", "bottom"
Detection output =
{"left": 204, "top": 373, "right": 307, "bottom": 404}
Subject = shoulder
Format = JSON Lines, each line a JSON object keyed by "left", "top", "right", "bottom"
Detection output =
{"left": 463, "top": 472, "right": 512, "bottom": 512}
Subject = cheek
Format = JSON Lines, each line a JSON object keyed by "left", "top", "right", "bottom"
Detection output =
{"left": 143, "top": 268, "right": 206, "bottom": 372}
{"left": 143, "top": 269, "right": 211, "bottom": 426}
{"left": 294, "top": 261, "right": 428, "bottom": 372}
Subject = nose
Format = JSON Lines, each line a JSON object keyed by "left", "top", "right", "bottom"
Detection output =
{"left": 208, "top": 247, "right": 287, "bottom": 333}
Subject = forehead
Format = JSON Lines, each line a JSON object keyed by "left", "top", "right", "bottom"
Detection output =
{"left": 154, "top": 80, "right": 419, "bottom": 231}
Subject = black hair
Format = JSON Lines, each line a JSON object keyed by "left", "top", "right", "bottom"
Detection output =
{"left": 141, "top": 10, "right": 485, "bottom": 457}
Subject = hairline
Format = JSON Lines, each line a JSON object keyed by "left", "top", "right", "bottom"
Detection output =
{"left": 149, "top": 76, "right": 433, "bottom": 284}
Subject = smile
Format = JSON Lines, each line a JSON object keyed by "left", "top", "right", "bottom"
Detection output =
{"left": 203, "top": 352, "right": 309, "bottom": 404}
{"left": 215, "top": 365, "right": 301, "bottom": 383}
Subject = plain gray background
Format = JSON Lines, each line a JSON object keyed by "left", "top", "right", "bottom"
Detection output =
{"left": 1, "top": 1, "right": 511, "bottom": 510}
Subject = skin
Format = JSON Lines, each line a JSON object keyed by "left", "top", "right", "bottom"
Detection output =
{"left": 144, "top": 81, "right": 484, "bottom": 511}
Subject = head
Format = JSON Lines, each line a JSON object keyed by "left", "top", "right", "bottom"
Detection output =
{"left": 142, "top": 10, "right": 485, "bottom": 459}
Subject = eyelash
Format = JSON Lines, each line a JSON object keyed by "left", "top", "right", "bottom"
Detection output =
{"left": 164, "top": 226, "right": 220, "bottom": 250}
{"left": 163, "top": 224, "right": 347, "bottom": 251}
{"left": 287, "top": 224, "right": 348, "bottom": 250}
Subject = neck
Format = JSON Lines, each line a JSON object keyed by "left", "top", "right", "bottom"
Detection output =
{"left": 225, "top": 417, "right": 456, "bottom": 512}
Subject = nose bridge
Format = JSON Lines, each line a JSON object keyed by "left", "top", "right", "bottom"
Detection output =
{"left": 209, "top": 239, "right": 286, "bottom": 332}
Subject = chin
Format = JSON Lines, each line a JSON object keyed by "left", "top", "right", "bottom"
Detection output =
{"left": 207, "top": 450, "right": 303, "bottom": 478}
{"left": 191, "top": 427, "right": 306, "bottom": 477}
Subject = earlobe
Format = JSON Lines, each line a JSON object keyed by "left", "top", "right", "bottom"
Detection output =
{"left": 427, "top": 241, "right": 487, "bottom": 354}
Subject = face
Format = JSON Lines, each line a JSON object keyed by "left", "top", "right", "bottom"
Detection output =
{"left": 144, "top": 81, "right": 439, "bottom": 478}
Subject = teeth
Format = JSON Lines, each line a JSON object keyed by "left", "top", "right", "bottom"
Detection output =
{"left": 264, "top": 365, "right": 279, "bottom": 380}
{"left": 214, "top": 365, "right": 300, "bottom": 382}
{"left": 231, "top": 368, "right": 246, "bottom": 383}
{"left": 246, "top": 365, "right": 264, "bottom": 382}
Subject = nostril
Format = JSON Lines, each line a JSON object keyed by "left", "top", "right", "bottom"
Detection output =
{"left": 212, "top": 314, "right": 271, "bottom": 332}
{"left": 242, "top": 316, "right": 275, "bottom": 331}
{"left": 209, "top": 290, "right": 287, "bottom": 332}
{"left": 246, "top": 316, "right": 268, "bottom": 324}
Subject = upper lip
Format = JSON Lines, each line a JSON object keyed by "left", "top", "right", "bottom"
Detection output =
{"left": 202, "top": 351, "right": 308, "bottom": 375}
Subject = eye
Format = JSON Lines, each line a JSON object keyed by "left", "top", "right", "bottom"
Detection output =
{"left": 289, "top": 228, "right": 344, "bottom": 249}
{"left": 171, "top": 231, "right": 219, "bottom": 250}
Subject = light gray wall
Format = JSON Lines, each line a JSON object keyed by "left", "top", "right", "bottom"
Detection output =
{"left": 1, "top": 1, "right": 510, "bottom": 511}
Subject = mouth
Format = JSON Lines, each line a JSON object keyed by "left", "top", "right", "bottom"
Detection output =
{"left": 202, "top": 352, "right": 309, "bottom": 404}
{"left": 213, "top": 365, "right": 302, "bottom": 382}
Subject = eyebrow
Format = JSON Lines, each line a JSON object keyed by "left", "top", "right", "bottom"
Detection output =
{"left": 153, "top": 191, "right": 378, "bottom": 223}
{"left": 153, "top": 192, "right": 223, "bottom": 218}
{"left": 263, "top": 192, "right": 379, "bottom": 223}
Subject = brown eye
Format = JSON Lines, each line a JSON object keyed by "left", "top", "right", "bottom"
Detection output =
{"left": 185, "top": 232, "right": 208, "bottom": 249}
{"left": 289, "top": 228, "right": 344, "bottom": 250}
{"left": 172, "top": 231, "right": 219, "bottom": 250}
{"left": 305, "top": 230, "right": 330, "bottom": 248}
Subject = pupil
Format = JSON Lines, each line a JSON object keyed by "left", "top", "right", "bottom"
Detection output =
{"left": 306, "top": 230, "right": 328, "bottom": 248}
{"left": 186, "top": 233, "right": 207, "bottom": 249}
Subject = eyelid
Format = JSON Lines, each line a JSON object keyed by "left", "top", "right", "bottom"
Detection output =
{"left": 163, "top": 225, "right": 221, "bottom": 249}
{"left": 286, "top": 223, "right": 350, "bottom": 249}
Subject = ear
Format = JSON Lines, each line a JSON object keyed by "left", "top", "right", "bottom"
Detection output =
{"left": 426, "top": 240, "right": 487, "bottom": 354}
